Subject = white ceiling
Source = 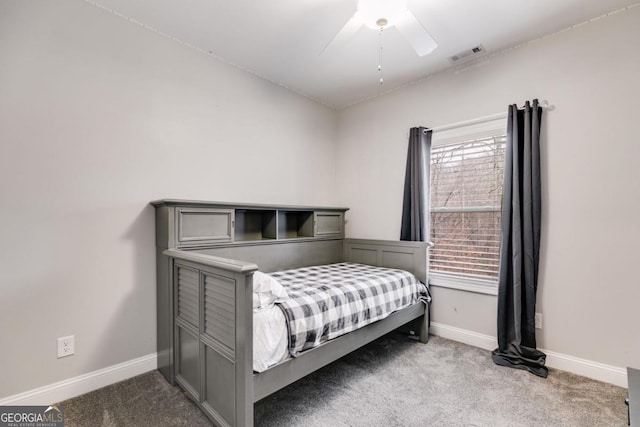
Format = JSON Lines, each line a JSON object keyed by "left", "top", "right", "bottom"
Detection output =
{"left": 89, "top": 0, "right": 638, "bottom": 108}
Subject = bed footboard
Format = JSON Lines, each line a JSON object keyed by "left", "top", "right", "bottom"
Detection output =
{"left": 344, "top": 238, "right": 430, "bottom": 343}
{"left": 164, "top": 249, "right": 256, "bottom": 427}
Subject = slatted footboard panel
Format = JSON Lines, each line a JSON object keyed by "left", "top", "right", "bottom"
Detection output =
{"left": 174, "top": 265, "right": 201, "bottom": 401}
{"left": 177, "top": 267, "right": 199, "bottom": 328}
{"left": 168, "top": 251, "right": 256, "bottom": 427}
{"left": 204, "top": 274, "right": 236, "bottom": 354}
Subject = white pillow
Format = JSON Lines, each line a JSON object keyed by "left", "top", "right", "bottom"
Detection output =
{"left": 252, "top": 271, "right": 289, "bottom": 309}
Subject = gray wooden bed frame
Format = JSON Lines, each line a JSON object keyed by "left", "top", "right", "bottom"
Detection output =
{"left": 152, "top": 200, "right": 429, "bottom": 427}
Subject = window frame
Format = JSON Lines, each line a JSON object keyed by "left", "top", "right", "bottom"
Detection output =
{"left": 428, "top": 116, "right": 507, "bottom": 296}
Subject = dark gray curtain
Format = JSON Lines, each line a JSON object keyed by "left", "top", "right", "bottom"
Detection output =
{"left": 491, "top": 100, "right": 547, "bottom": 378}
{"left": 400, "top": 127, "right": 432, "bottom": 241}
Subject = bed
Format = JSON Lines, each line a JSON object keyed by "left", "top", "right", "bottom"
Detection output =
{"left": 152, "top": 200, "right": 430, "bottom": 427}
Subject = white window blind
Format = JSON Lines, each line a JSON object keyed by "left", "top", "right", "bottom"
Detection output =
{"left": 429, "top": 117, "right": 506, "bottom": 289}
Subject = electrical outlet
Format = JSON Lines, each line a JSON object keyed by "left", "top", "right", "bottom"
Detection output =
{"left": 535, "top": 313, "right": 542, "bottom": 330}
{"left": 57, "top": 335, "right": 75, "bottom": 358}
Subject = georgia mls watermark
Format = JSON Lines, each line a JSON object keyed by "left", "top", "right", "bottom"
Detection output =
{"left": 0, "top": 405, "right": 64, "bottom": 427}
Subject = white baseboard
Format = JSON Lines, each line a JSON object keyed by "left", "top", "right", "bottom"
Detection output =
{"left": 430, "top": 322, "right": 498, "bottom": 351}
{"left": 543, "top": 350, "right": 628, "bottom": 388}
{"left": 430, "top": 322, "right": 627, "bottom": 388}
{"left": 0, "top": 324, "right": 628, "bottom": 405}
{"left": 0, "top": 353, "right": 157, "bottom": 406}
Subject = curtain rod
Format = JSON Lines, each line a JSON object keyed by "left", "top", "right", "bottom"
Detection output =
{"left": 429, "top": 100, "right": 553, "bottom": 133}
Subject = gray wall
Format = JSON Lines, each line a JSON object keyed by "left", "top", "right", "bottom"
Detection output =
{"left": 0, "top": 1, "right": 338, "bottom": 398}
{"left": 336, "top": 6, "right": 640, "bottom": 369}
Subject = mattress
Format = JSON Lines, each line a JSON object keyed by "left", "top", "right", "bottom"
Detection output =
{"left": 252, "top": 262, "right": 426, "bottom": 372}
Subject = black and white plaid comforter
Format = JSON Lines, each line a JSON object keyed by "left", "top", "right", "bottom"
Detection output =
{"left": 271, "top": 263, "right": 427, "bottom": 356}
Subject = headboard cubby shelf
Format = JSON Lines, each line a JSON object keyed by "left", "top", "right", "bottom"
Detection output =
{"left": 235, "top": 209, "right": 277, "bottom": 241}
{"left": 151, "top": 199, "right": 348, "bottom": 249}
{"left": 277, "top": 210, "right": 314, "bottom": 239}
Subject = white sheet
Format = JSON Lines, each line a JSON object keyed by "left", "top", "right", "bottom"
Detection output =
{"left": 252, "top": 304, "right": 289, "bottom": 372}
{"left": 252, "top": 271, "right": 289, "bottom": 309}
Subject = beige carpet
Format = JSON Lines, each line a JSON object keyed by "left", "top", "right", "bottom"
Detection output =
{"left": 60, "top": 334, "right": 628, "bottom": 426}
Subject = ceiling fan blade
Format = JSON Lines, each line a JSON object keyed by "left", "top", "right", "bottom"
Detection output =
{"left": 395, "top": 10, "right": 438, "bottom": 56}
{"left": 320, "top": 13, "right": 362, "bottom": 57}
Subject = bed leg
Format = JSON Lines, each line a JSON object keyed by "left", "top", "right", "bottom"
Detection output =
{"left": 418, "top": 305, "right": 429, "bottom": 344}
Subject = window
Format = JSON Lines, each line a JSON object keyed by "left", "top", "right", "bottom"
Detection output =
{"left": 428, "top": 117, "right": 506, "bottom": 294}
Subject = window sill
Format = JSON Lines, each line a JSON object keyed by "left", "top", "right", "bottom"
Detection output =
{"left": 428, "top": 274, "right": 498, "bottom": 296}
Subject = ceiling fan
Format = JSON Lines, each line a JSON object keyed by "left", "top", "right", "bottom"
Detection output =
{"left": 321, "top": 0, "right": 438, "bottom": 57}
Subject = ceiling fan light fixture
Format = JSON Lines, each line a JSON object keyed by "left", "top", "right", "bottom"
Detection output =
{"left": 356, "top": 0, "right": 408, "bottom": 29}
{"left": 320, "top": 0, "right": 437, "bottom": 59}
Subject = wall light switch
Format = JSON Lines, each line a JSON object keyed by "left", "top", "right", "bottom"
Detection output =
{"left": 57, "top": 335, "right": 75, "bottom": 358}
